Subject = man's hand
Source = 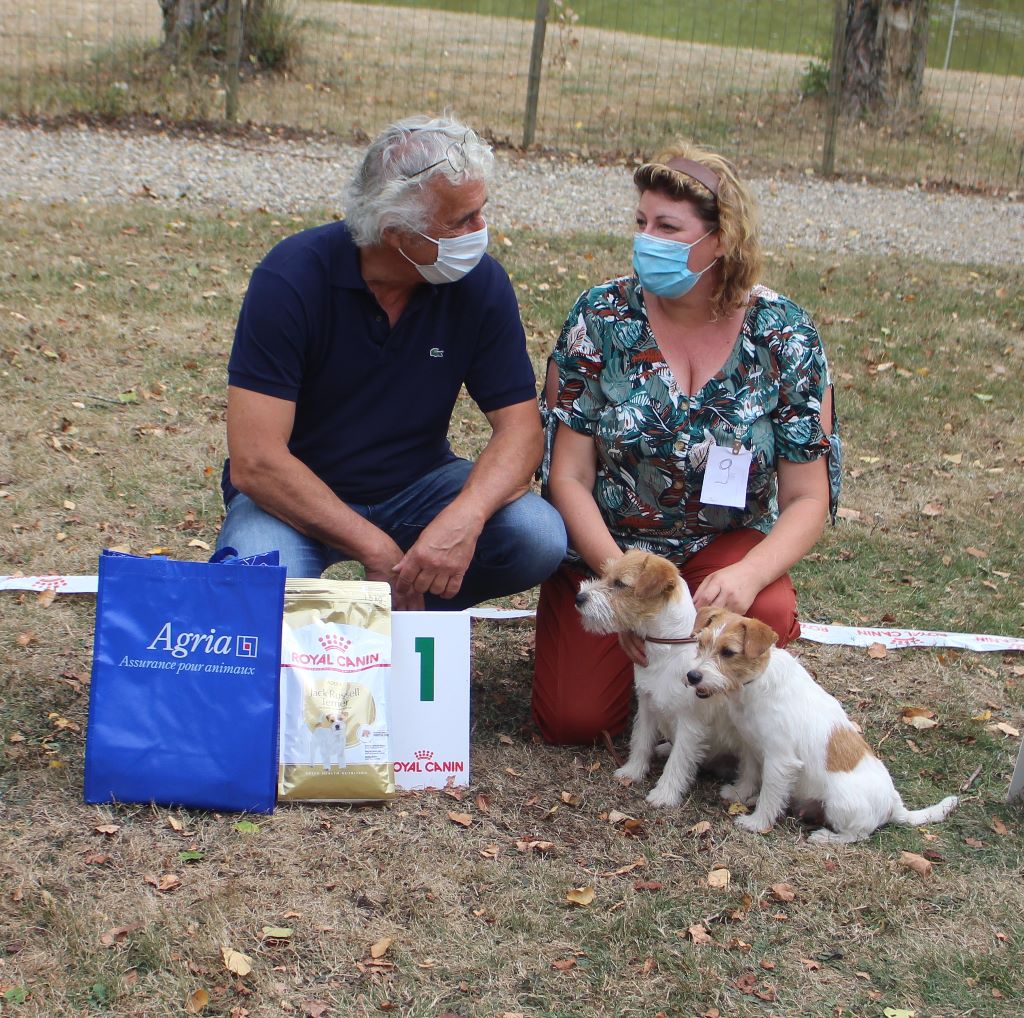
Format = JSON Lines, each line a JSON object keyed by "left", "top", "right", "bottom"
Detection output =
{"left": 362, "top": 538, "right": 425, "bottom": 611}
{"left": 392, "top": 511, "right": 481, "bottom": 601}
{"left": 692, "top": 561, "right": 762, "bottom": 615}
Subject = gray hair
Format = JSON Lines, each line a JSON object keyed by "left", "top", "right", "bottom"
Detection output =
{"left": 343, "top": 114, "right": 494, "bottom": 246}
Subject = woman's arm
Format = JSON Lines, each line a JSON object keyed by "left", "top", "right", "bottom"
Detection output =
{"left": 550, "top": 422, "right": 654, "bottom": 664}
{"left": 548, "top": 423, "right": 622, "bottom": 574}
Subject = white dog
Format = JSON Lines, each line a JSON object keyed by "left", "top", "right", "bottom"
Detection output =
{"left": 686, "top": 607, "right": 958, "bottom": 843}
{"left": 575, "top": 550, "right": 739, "bottom": 807}
{"left": 309, "top": 711, "right": 349, "bottom": 770}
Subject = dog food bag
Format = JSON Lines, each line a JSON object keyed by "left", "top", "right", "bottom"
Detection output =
{"left": 279, "top": 579, "right": 395, "bottom": 802}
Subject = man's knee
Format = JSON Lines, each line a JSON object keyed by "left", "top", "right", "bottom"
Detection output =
{"left": 485, "top": 494, "right": 566, "bottom": 576}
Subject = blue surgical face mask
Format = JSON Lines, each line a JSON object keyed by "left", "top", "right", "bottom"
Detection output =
{"left": 632, "top": 229, "right": 717, "bottom": 299}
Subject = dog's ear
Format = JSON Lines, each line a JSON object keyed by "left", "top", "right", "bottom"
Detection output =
{"left": 692, "top": 605, "right": 725, "bottom": 636}
{"left": 740, "top": 618, "right": 779, "bottom": 658}
{"left": 634, "top": 555, "right": 680, "bottom": 600}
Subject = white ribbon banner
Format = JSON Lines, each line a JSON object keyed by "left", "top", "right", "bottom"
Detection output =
{"left": 2, "top": 575, "right": 1022, "bottom": 652}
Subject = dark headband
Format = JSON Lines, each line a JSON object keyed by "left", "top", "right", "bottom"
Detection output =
{"left": 664, "top": 157, "right": 720, "bottom": 198}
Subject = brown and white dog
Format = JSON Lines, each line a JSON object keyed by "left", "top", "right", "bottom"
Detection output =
{"left": 575, "top": 551, "right": 739, "bottom": 807}
{"left": 686, "top": 607, "right": 958, "bottom": 843}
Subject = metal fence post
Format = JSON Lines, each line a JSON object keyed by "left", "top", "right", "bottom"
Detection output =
{"left": 523, "top": 0, "right": 550, "bottom": 148}
{"left": 225, "top": 0, "right": 243, "bottom": 122}
{"left": 822, "top": 0, "right": 847, "bottom": 177}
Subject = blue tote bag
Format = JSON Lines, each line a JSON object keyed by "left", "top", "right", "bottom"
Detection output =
{"left": 84, "top": 549, "right": 286, "bottom": 813}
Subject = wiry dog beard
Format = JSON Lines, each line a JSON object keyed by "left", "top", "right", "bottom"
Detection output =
{"left": 575, "top": 579, "right": 619, "bottom": 634}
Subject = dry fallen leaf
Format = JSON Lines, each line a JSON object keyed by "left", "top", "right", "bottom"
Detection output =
{"left": 94, "top": 824, "right": 121, "bottom": 837}
{"left": 370, "top": 937, "right": 393, "bottom": 959}
{"left": 770, "top": 882, "right": 796, "bottom": 902}
{"left": 447, "top": 811, "right": 472, "bottom": 827}
{"left": 902, "top": 706, "right": 936, "bottom": 728}
{"left": 689, "top": 820, "right": 712, "bottom": 836}
{"left": 515, "top": 839, "right": 554, "bottom": 854}
{"left": 551, "top": 958, "right": 577, "bottom": 972}
{"left": 899, "top": 851, "right": 933, "bottom": 878}
{"left": 964, "top": 546, "right": 988, "bottom": 559}
{"left": 987, "top": 722, "right": 1020, "bottom": 738}
{"left": 800, "top": 957, "right": 822, "bottom": 971}
{"left": 99, "top": 923, "right": 143, "bottom": 947}
{"left": 991, "top": 817, "right": 1009, "bottom": 836}
{"left": 221, "top": 946, "right": 253, "bottom": 977}
{"left": 687, "top": 924, "right": 714, "bottom": 945}
{"left": 706, "top": 867, "right": 731, "bottom": 890}
{"left": 867, "top": 642, "right": 888, "bottom": 659}
{"left": 186, "top": 988, "right": 210, "bottom": 1013}
{"left": 36, "top": 589, "right": 56, "bottom": 607}
{"left": 566, "top": 886, "right": 595, "bottom": 907}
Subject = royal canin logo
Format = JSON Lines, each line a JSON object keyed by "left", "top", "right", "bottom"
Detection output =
{"left": 395, "top": 749, "right": 465, "bottom": 775}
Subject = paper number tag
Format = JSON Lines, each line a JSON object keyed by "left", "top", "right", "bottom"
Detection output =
{"left": 699, "top": 444, "right": 752, "bottom": 508}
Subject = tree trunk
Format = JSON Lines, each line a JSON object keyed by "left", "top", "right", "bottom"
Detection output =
{"left": 159, "top": 0, "right": 269, "bottom": 58}
{"left": 840, "top": 0, "right": 929, "bottom": 118}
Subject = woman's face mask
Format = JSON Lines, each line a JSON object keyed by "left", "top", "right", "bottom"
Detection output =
{"left": 632, "top": 228, "right": 717, "bottom": 299}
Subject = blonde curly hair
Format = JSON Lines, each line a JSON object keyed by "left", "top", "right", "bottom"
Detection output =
{"left": 633, "top": 141, "right": 761, "bottom": 317}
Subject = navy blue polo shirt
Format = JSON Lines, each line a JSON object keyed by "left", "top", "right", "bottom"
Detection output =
{"left": 223, "top": 220, "right": 536, "bottom": 505}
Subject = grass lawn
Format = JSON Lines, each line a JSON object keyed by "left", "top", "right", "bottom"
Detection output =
{"left": 353, "top": 0, "right": 1024, "bottom": 76}
{"left": 0, "top": 194, "right": 1022, "bottom": 1016}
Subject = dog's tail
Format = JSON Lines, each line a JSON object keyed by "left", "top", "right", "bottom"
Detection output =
{"left": 891, "top": 794, "right": 958, "bottom": 827}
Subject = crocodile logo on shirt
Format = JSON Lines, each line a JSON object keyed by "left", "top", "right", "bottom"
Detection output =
{"left": 429, "top": 347, "right": 445, "bottom": 358}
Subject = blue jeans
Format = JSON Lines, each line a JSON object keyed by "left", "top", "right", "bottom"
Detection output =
{"left": 216, "top": 458, "right": 566, "bottom": 610}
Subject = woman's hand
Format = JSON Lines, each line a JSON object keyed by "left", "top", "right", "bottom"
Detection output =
{"left": 693, "top": 560, "right": 763, "bottom": 615}
{"left": 618, "top": 630, "right": 649, "bottom": 667}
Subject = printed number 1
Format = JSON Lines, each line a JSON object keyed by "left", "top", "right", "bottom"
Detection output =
{"left": 414, "top": 637, "right": 435, "bottom": 701}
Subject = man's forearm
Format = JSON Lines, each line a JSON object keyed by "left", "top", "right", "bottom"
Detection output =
{"left": 231, "top": 451, "right": 398, "bottom": 567}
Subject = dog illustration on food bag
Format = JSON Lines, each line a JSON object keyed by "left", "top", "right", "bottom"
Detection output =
{"left": 309, "top": 710, "right": 351, "bottom": 770}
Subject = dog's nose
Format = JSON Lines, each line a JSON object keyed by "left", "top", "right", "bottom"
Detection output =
{"left": 686, "top": 669, "right": 703, "bottom": 686}
{"left": 574, "top": 592, "right": 588, "bottom": 608}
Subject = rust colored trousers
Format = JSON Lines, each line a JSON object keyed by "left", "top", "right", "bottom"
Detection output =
{"left": 532, "top": 528, "right": 801, "bottom": 745}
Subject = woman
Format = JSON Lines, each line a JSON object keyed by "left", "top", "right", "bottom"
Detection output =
{"left": 533, "top": 141, "right": 841, "bottom": 745}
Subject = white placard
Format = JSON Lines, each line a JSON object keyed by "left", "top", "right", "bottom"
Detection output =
{"left": 1009, "top": 742, "right": 1024, "bottom": 805}
{"left": 699, "top": 444, "right": 752, "bottom": 508}
{"left": 390, "top": 612, "right": 471, "bottom": 791}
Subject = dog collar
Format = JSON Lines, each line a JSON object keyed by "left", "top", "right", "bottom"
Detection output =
{"left": 645, "top": 636, "right": 698, "bottom": 645}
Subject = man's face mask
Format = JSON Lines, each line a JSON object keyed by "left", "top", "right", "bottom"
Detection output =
{"left": 401, "top": 225, "right": 489, "bottom": 285}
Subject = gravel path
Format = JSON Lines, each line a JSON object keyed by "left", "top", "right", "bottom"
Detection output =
{"left": 3, "top": 124, "right": 1021, "bottom": 266}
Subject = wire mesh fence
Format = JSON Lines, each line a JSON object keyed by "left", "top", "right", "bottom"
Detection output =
{"left": 1, "top": 0, "right": 1020, "bottom": 191}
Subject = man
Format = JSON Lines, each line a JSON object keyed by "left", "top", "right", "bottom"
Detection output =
{"left": 217, "top": 114, "right": 566, "bottom": 610}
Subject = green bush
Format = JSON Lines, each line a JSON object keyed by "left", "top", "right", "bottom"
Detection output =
{"left": 246, "top": 0, "right": 304, "bottom": 72}
{"left": 800, "top": 54, "right": 830, "bottom": 98}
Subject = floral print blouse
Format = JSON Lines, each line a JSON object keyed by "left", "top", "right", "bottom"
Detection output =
{"left": 547, "top": 277, "right": 841, "bottom": 567}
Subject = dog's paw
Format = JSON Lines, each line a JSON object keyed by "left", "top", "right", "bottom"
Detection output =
{"left": 646, "top": 783, "right": 684, "bottom": 808}
{"left": 720, "top": 783, "right": 758, "bottom": 806}
{"left": 614, "top": 762, "right": 648, "bottom": 785}
{"left": 734, "top": 813, "right": 772, "bottom": 834}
